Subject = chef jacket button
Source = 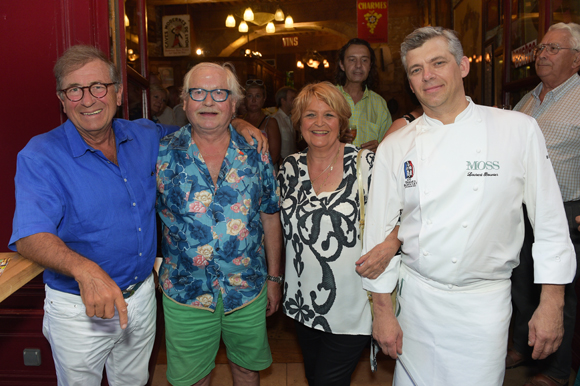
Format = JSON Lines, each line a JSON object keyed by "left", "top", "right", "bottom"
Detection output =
{"left": 462, "top": 222, "right": 468, "bottom": 228}
{"left": 423, "top": 251, "right": 429, "bottom": 256}
{"left": 421, "top": 156, "right": 426, "bottom": 161}
{"left": 477, "top": 118, "right": 482, "bottom": 122}
{"left": 424, "top": 189, "right": 430, "bottom": 195}
{"left": 476, "top": 148, "right": 481, "bottom": 153}
{"left": 448, "top": 284, "right": 453, "bottom": 289}
{"left": 555, "top": 256, "right": 561, "bottom": 261}
{"left": 473, "top": 185, "right": 479, "bottom": 191}
{"left": 427, "top": 219, "right": 432, "bottom": 225}
{"left": 452, "top": 258, "right": 457, "bottom": 263}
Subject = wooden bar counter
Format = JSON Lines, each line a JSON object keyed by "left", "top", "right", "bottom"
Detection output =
{"left": 0, "top": 252, "right": 44, "bottom": 303}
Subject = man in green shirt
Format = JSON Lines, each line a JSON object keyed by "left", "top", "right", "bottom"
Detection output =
{"left": 335, "top": 38, "right": 392, "bottom": 152}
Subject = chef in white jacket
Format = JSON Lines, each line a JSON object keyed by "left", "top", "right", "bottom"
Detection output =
{"left": 361, "top": 26, "right": 576, "bottom": 386}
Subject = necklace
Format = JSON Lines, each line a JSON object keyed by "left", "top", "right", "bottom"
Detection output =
{"left": 309, "top": 145, "right": 341, "bottom": 186}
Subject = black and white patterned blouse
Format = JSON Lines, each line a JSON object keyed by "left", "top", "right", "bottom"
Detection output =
{"left": 278, "top": 144, "right": 374, "bottom": 335}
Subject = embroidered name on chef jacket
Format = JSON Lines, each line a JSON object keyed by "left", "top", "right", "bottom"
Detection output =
{"left": 465, "top": 160, "right": 500, "bottom": 177}
{"left": 404, "top": 160, "right": 418, "bottom": 188}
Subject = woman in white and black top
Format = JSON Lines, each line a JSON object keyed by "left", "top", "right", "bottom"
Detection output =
{"left": 278, "top": 82, "right": 398, "bottom": 385}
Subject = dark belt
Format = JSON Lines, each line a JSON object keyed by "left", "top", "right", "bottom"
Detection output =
{"left": 122, "top": 280, "right": 145, "bottom": 299}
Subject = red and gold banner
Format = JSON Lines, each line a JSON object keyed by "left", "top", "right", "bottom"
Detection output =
{"left": 357, "top": 1, "right": 388, "bottom": 43}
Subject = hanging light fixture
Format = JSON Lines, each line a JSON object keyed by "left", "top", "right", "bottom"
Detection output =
{"left": 225, "top": 14, "right": 236, "bottom": 28}
{"left": 274, "top": 7, "right": 285, "bottom": 21}
{"left": 284, "top": 15, "right": 294, "bottom": 29}
{"left": 239, "top": 21, "right": 249, "bottom": 33}
{"left": 243, "top": 7, "right": 254, "bottom": 21}
{"left": 296, "top": 61, "right": 304, "bottom": 69}
{"left": 266, "top": 22, "right": 275, "bottom": 34}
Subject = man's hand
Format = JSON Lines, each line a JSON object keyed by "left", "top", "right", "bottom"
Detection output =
{"left": 341, "top": 130, "right": 356, "bottom": 144}
{"left": 356, "top": 226, "right": 400, "bottom": 279}
{"left": 266, "top": 280, "right": 282, "bottom": 317}
{"left": 15, "top": 233, "right": 129, "bottom": 329}
{"left": 528, "top": 284, "right": 565, "bottom": 360}
{"left": 76, "top": 261, "right": 128, "bottom": 329}
{"left": 372, "top": 292, "right": 403, "bottom": 359}
{"left": 231, "top": 118, "right": 269, "bottom": 154}
{"left": 360, "top": 140, "right": 379, "bottom": 153}
{"left": 575, "top": 215, "right": 580, "bottom": 232}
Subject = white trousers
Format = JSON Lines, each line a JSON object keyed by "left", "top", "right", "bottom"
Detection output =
{"left": 393, "top": 264, "right": 511, "bottom": 386}
{"left": 42, "top": 274, "right": 157, "bottom": 386}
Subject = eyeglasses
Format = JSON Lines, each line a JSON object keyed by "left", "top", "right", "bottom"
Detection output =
{"left": 245, "top": 79, "right": 264, "bottom": 86}
{"left": 534, "top": 43, "right": 579, "bottom": 56}
{"left": 188, "top": 88, "right": 231, "bottom": 102}
{"left": 59, "top": 82, "right": 117, "bottom": 102}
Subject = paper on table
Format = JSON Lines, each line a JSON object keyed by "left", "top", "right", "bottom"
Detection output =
{"left": 0, "top": 257, "right": 10, "bottom": 278}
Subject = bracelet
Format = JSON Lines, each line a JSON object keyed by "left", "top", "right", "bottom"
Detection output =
{"left": 266, "top": 274, "right": 284, "bottom": 284}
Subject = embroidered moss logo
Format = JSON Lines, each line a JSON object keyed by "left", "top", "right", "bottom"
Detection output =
{"left": 466, "top": 161, "right": 500, "bottom": 176}
{"left": 466, "top": 161, "right": 500, "bottom": 170}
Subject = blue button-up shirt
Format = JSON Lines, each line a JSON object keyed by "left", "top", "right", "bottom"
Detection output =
{"left": 9, "top": 118, "right": 176, "bottom": 294}
{"left": 156, "top": 125, "right": 280, "bottom": 313}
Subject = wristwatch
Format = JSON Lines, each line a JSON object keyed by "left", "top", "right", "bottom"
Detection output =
{"left": 266, "top": 274, "right": 284, "bottom": 284}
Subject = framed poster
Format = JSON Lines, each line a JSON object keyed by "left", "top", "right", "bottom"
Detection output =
{"left": 163, "top": 15, "right": 191, "bottom": 57}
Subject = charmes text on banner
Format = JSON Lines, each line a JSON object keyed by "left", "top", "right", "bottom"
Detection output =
{"left": 357, "top": 1, "right": 388, "bottom": 43}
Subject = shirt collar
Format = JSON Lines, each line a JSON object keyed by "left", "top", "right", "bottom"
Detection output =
{"left": 166, "top": 123, "right": 256, "bottom": 151}
{"left": 65, "top": 118, "right": 131, "bottom": 158}
{"left": 422, "top": 97, "right": 474, "bottom": 126}
{"left": 337, "top": 84, "right": 370, "bottom": 100}
{"left": 533, "top": 73, "right": 580, "bottom": 102}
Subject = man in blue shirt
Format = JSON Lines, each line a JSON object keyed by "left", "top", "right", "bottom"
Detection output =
{"left": 9, "top": 45, "right": 265, "bottom": 386}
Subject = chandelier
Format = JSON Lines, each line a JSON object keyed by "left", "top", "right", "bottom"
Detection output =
{"left": 225, "top": 5, "right": 294, "bottom": 33}
{"left": 298, "top": 50, "right": 329, "bottom": 69}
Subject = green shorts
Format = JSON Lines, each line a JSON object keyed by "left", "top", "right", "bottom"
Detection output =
{"left": 163, "top": 288, "right": 272, "bottom": 386}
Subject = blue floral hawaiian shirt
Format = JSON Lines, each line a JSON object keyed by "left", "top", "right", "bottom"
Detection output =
{"left": 156, "top": 124, "right": 280, "bottom": 313}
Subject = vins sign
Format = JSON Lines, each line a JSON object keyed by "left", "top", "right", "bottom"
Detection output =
{"left": 282, "top": 37, "right": 299, "bottom": 47}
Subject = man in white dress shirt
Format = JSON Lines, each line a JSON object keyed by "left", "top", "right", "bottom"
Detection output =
{"left": 362, "top": 26, "right": 576, "bottom": 386}
{"left": 508, "top": 22, "right": 580, "bottom": 386}
{"left": 272, "top": 86, "right": 297, "bottom": 161}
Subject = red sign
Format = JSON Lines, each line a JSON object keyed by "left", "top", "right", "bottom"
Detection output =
{"left": 357, "top": 1, "right": 388, "bottom": 43}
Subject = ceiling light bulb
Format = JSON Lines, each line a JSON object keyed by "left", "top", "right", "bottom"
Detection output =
{"left": 225, "top": 15, "right": 236, "bottom": 28}
{"left": 239, "top": 21, "right": 249, "bottom": 33}
{"left": 243, "top": 7, "right": 254, "bottom": 21}
{"left": 284, "top": 15, "right": 294, "bottom": 28}
{"left": 266, "top": 22, "right": 275, "bottom": 33}
{"left": 297, "top": 61, "right": 304, "bottom": 68}
{"left": 274, "top": 7, "right": 285, "bottom": 21}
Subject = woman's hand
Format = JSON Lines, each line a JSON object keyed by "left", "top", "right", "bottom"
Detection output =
{"left": 356, "top": 226, "right": 400, "bottom": 279}
{"left": 231, "top": 118, "right": 269, "bottom": 154}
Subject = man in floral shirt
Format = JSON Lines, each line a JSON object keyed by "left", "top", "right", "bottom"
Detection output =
{"left": 156, "top": 62, "right": 282, "bottom": 386}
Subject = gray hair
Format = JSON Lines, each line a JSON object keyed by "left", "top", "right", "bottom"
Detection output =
{"left": 548, "top": 22, "right": 580, "bottom": 51}
{"left": 54, "top": 45, "right": 120, "bottom": 95}
{"left": 181, "top": 62, "right": 243, "bottom": 105}
{"left": 150, "top": 84, "right": 169, "bottom": 99}
{"left": 401, "top": 27, "right": 464, "bottom": 72}
{"left": 275, "top": 86, "right": 297, "bottom": 107}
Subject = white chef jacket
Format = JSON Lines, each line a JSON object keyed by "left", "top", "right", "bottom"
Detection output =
{"left": 362, "top": 99, "right": 576, "bottom": 293}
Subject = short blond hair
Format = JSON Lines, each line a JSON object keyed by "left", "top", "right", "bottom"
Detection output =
{"left": 291, "top": 82, "right": 351, "bottom": 138}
